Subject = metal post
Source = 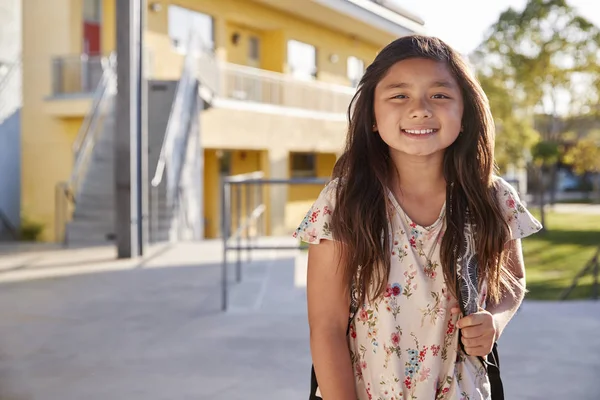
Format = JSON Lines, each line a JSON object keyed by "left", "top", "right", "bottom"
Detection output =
{"left": 139, "top": 0, "right": 149, "bottom": 253}
{"left": 81, "top": 53, "right": 89, "bottom": 92}
{"left": 115, "top": 0, "right": 144, "bottom": 258}
{"left": 246, "top": 182, "right": 252, "bottom": 262}
{"left": 221, "top": 181, "right": 230, "bottom": 311}
{"left": 236, "top": 183, "right": 242, "bottom": 282}
{"left": 593, "top": 257, "right": 599, "bottom": 301}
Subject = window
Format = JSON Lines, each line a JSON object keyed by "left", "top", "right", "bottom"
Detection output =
{"left": 168, "top": 5, "right": 214, "bottom": 53}
{"left": 347, "top": 56, "right": 365, "bottom": 87}
{"left": 248, "top": 36, "right": 260, "bottom": 65}
{"left": 290, "top": 153, "right": 317, "bottom": 178}
{"left": 287, "top": 40, "right": 317, "bottom": 80}
{"left": 83, "top": 0, "right": 101, "bottom": 23}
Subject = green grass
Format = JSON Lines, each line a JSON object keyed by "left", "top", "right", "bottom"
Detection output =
{"left": 555, "top": 198, "right": 598, "bottom": 204}
{"left": 522, "top": 211, "right": 600, "bottom": 300}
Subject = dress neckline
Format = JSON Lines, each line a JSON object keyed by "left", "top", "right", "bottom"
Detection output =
{"left": 386, "top": 188, "right": 446, "bottom": 231}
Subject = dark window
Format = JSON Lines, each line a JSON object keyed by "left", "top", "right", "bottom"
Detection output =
{"left": 291, "top": 153, "right": 317, "bottom": 178}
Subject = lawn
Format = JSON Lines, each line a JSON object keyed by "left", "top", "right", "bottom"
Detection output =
{"left": 522, "top": 211, "right": 600, "bottom": 300}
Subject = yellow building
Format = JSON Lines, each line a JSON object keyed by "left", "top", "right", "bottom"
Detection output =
{"left": 21, "top": 0, "right": 425, "bottom": 242}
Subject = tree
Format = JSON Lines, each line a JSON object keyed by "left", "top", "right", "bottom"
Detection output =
{"left": 472, "top": 0, "right": 600, "bottom": 224}
{"left": 476, "top": 73, "right": 539, "bottom": 172}
{"left": 563, "top": 137, "right": 600, "bottom": 202}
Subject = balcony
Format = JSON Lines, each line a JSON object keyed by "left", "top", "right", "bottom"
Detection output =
{"left": 51, "top": 54, "right": 107, "bottom": 96}
{"left": 49, "top": 53, "right": 356, "bottom": 116}
{"left": 217, "top": 63, "right": 355, "bottom": 115}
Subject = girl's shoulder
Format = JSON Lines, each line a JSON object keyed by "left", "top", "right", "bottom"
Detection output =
{"left": 293, "top": 178, "right": 339, "bottom": 244}
{"left": 491, "top": 175, "right": 543, "bottom": 240}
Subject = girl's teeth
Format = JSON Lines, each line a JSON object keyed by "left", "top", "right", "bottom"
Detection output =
{"left": 405, "top": 129, "right": 435, "bottom": 134}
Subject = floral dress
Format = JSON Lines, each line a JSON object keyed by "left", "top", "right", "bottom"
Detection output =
{"left": 294, "top": 177, "right": 542, "bottom": 400}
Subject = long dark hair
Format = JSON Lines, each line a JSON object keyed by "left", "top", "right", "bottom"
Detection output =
{"left": 331, "top": 35, "right": 510, "bottom": 305}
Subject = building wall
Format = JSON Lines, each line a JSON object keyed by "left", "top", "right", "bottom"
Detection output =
{"left": 21, "top": 0, "right": 393, "bottom": 241}
{"left": 144, "top": 0, "right": 381, "bottom": 82}
{"left": 21, "top": 0, "right": 85, "bottom": 240}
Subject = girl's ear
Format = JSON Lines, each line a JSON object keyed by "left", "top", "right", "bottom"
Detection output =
{"left": 372, "top": 123, "right": 378, "bottom": 132}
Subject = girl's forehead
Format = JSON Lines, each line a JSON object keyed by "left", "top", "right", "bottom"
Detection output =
{"left": 379, "top": 58, "right": 458, "bottom": 87}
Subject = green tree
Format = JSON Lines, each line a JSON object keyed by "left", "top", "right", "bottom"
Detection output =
{"left": 477, "top": 73, "right": 539, "bottom": 172}
{"left": 473, "top": 0, "right": 600, "bottom": 219}
{"left": 563, "top": 137, "right": 600, "bottom": 202}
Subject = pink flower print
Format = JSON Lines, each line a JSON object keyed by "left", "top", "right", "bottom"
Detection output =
{"left": 309, "top": 209, "right": 320, "bottom": 223}
{"left": 391, "top": 332, "right": 400, "bottom": 346}
{"left": 506, "top": 198, "right": 516, "bottom": 209}
{"left": 409, "top": 237, "right": 416, "bottom": 248}
{"left": 431, "top": 345, "right": 441, "bottom": 356}
{"left": 359, "top": 309, "right": 369, "bottom": 321}
{"left": 410, "top": 222, "right": 417, "bottom": 228}
{"left": 446, "top": 320, "right": 455, "bottom": 335}
{"left": 350, "top": 325, "right": 357, "bottom": 339}
{"left": 404, "top": 376, "right": 412, "bottom": 390}
{"left": 355, "top": 362, "right": 363, "bottom": 379}
{"left": 385, "top": 285, "right": 393, "bottom": 298}
{"left": 419, "top": 367, "right": 431, "bottom": 382}
{"left": 323, "top": 205, "right": 332, "bottom": 216}
{"left": 307, "top": 228, "right": 318, "bottom": 243}
{"left": 419, "top": 347, "right": 428, "bottom": 362}
{"left": 361, "top": 360, "right": 367, "bottom": 371}
{"left": 292, "top": 231, "right": 298, "bottom": 238}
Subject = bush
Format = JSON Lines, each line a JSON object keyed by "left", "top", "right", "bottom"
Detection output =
{"left": 19, "top": 218, "right": 44, "bottom": 241}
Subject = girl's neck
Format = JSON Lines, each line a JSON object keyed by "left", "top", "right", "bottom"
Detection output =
{"left": 389, "top": 152, "right": 447, "bottom": 197}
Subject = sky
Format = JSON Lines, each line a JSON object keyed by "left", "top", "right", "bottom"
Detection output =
{"left": 394, "top": 0, "right": 600, "bottom": 55}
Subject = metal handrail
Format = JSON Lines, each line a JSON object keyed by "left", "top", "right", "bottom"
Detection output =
{"left": 0, "top": 56, "right": 20, "bottom": 94}
{"left": 72, "top": 53, "right": 116, "bottom": 156}
{"left": 54, "top": 54, "right": 116, "bottom": 244}
{"left": 151, "top": 33, "right": 202, "bottom": 189}
{"left": 0, "top": 55, "right": 22, "bottom": 118}
{"left": 150, "top": 31, "right": 209, "bottom": 243}
{"left": 69, "top": 54, "right": 116, "bottom": 200}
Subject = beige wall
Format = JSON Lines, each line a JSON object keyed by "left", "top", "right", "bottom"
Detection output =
{"left": 21, "top": 0, "right": 85, "bottom": 240}
{"left": 201, "top": 107, "right": 346, "bottom": 153}
{"left": 144, "top": 0, "right": 381, "bottom": 83}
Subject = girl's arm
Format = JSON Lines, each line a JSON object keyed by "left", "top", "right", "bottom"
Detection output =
{"left": 307, "top": 239, "right": 357, "bottom": 399}
{"left": 487, "top": 238, "right": 526, "bottom": 341}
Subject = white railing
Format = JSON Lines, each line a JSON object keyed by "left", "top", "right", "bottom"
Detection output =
{"left": 218, "top": 63, "right": 356, "bottom": 114}
{"left": 0, "top": 55, "right": 22, "bottom": 121}
{"left": 151, "top": 31, "right": 204, "bottom": 242}
{"left": 70, "top": 53, "right": 116, "bottom": 198}
{"left": 52, "top": 54, "right": 106, "bottom": 95}
{"left": 55, "top": 54, "right": 116, "bottom": 243}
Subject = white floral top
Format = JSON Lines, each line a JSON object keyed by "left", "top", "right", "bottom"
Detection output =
{"left": 294, "top": 177, "right": 542, "bottom": 400}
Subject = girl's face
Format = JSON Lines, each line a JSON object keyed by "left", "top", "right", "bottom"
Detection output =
{"left": 373, "top": 58, "right": 464, "bottom": 159}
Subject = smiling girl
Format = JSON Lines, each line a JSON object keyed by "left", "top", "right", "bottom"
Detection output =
{"left": 294, "top": 35, "right": 541, "bottom": 399}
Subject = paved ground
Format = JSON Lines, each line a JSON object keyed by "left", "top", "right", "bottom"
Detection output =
{"left": 0, "top": 240, "right": 598, "bottom": 400}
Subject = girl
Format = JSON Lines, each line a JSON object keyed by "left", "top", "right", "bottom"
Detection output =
{"left": 294, "top": 35, "right": 542, "bottom": 400}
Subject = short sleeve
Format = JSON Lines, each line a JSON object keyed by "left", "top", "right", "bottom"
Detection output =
{"left": 494, "top": 177, "right": 543, "bottom": 240}
{"left": 292, "top": 180, "right": 337, "bottom": 244}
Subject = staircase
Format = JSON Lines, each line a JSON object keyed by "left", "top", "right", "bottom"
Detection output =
{"left": 61, "top": 33, "right": 216, "bottom": 247}
{"left": 65, "top": 96, "right": 116, "bottom": 245}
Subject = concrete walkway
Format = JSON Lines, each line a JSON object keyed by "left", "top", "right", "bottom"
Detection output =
{"left": 0, "top": 240, "right": 598, "bottom": 400}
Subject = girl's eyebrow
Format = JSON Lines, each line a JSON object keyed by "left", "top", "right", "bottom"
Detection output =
{"left": 383, "top": 80, "right": 457, "bottom": 90}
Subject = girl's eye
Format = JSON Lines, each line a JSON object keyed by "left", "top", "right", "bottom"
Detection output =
{"left": 432, "top": 94, "right": 450, "bottom": 99}
{"left": 392, "top": 94, "right": 407, "bottom": 99}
